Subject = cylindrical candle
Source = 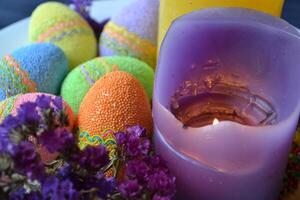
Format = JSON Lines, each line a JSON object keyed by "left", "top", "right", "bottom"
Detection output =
{"left": 158, "top": 0, "right": 285, "bottom": 47}
{"left": 154, "top": 8, "right": 300, "bottom": 200}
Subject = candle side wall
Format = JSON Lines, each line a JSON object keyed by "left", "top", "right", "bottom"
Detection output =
{"left": 154, "top": 8, "right": 300, "bottom": 200}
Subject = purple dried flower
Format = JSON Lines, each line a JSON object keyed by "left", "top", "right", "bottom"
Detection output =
{"left": 115, "top": 131, "right": 127, "bottom": 145}
{"left": 58, "top": 163, "right": 72, "bottom": 178}
{"left": 36, "top": 95, "right": 51, "bottom": 110}
{"left": 147, "top": 169, "right": 176, "bottom": 196}
{"left": 125, "top": 136, "right": 151, "bottom": 158}
{"left": 126, "top": 159, "right": 149, "bottom": 181}
{"left": 116, "top": 126, "right": 176, "bottom": 199}
{"left": 69, "top": 172, "right": 96, "bottom": 191}
{"left": 0, "top": 127, "right": 15, "bottom": 154}
{"left": 116, "top": 125, "right": 151, "bottom": 158}
{"left": 80, "top": 173, "right": 116, "bottom": 198}
{"left": 9, "top": 188, "right": 26, "bottom": 200}
{"left": 77, "top": 146, "right": 110, "bottom": 171}
{"left": 127, "top": 125, "right": 147, "bottom": 138}
{"left": 71, "top": 0, "right": 109, "bottom": 40}
{"left": 42, "top": 176, "right": 79, "bottom": 200}
{"left": 118, "top": 179, "right": 141, "bottom": 198}
{"left": 73, "top": 0, "right": 92, "bottom": 9}
{"left": 58, "top": 170, "right": 116, "bottom": 199}
{"left": 149, "top": 155, "right": 162, "bottom": 168}
{"left": 9, "top": 188, "right": 41, "bottom": 200}
{"left": 96, "top": 177, "right": 116, "bottom": 198}
{"left": 149, "top": 155, "right": 170, "bottom": 174}
{"left": 152, "top": 194, "right": 172, "bottom": 200}
{"left": 39, "top": 129, "right": 74, "bottom": 153}
{"left": 17, "top": 102, "right": 40, "bottom": 124}
{"left": 13, "top": 141, "right": 44, "bottom": 180}
{"left": 27, "top": 193, "right": 40, "bottom": 200}
{"left": 1, "top": 115, "right": 22, "bottom": 131}
{"left": 72, "top": 0, "right": 92, "bottom": 18}
{"left": 52, "top": 97, "right": 63, "bottom": 111}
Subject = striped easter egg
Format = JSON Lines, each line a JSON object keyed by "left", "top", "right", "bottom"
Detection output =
{"left": 29, "top": 2, "right": 97, "bottom": 69}
{"left": 0, "top": 43, "right": 68, "bottom": 101}
{"left": 100, "top": 0, "right": 159, "bottom": 69}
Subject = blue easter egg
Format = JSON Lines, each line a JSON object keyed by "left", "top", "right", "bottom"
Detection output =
{"left": 0, "top": 43, "right": 68, "bottom": 101}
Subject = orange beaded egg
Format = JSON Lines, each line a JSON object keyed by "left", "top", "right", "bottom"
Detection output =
{"left": 78, "top": 71, "right": 152, "bottom": 138}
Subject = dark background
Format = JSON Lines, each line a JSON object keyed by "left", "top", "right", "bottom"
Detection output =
{"left": 0, "top": 0, "right": 300, "bottom": 29}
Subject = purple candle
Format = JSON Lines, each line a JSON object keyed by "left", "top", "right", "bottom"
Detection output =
{"left": 153, "top": 8, "right": 300, "bottom": 200}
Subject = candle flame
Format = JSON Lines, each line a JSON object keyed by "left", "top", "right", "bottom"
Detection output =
{"left": 213, "top": 118, "right": 219, "bottom": 125}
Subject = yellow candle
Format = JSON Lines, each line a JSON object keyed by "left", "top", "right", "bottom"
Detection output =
{"left": 158, "top": 0, "right": 285, "bottom": 47}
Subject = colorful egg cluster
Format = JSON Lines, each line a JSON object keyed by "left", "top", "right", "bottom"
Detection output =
{"left": 0, "top": 43, "right": 68, "bottom": 101}
{"left": 1, "top": 1, "right": 157, "bottom": 159}
{"left": 61, "top": 56, "right": 154, "bottom": 114}
{"left": 100, "top": 0, "right": 159, "bottom": 68}
{"left": 78, "top": 71, "right": 153, "bottom": 144}
{"left": 29, "top": 2, "right": 97, "bottom": 69}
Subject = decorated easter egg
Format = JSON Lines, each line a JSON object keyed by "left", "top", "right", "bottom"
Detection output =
{"left": 79, "top": 129, "right": 117, "bottom": 160}
{"left": 61, "top": 56, "right": 154, "bottom": 114}
{"left": 78, "top": 71, "right": 152, "bottom": 142}
{"left": 0, "top": 43, "right": 68, "bottom": 101}
{"left": 0, "top": 93, "right": 75, "bottom": 163}
{"left": 100, "top": 0, "right": 159, "bottom": 68}
{"left": 29, "top": 2, "right": 97, "bottom": 69}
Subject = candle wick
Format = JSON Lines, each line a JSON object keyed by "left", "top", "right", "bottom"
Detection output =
{"left": 213, "top": 118, "right": 219, "bottom": 125}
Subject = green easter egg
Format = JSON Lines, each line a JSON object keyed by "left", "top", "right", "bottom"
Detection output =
{"left": 61, "top": 56, "right": 154, "bottom": 114}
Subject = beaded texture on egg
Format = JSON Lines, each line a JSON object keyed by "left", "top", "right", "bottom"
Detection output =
{"left": 0, "top": 43, "right": 68, "bottom": 101}
{"left": 29, "top": 2, "right": 97, "bottom": 69}
{"left": 61, "top": 56, "right": 154, "bottom": 114}
{"left": 100, "top": 0, "right": 159, "bottom": 68}
{"left": 78, "top": 71, "right": 153, "bottom": 139}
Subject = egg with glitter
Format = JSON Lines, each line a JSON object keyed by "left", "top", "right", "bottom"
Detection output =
{"left": 100, "top": 0, "right": 159, "bottom": 68}
{"left": 78, "top": 128, "right": 118, "bottom": 178}
{"left": 0, "top": 93, "right": 75, "bottom": 163}
{"left": 0, "top": 43, "right": 68, "bottom": 101}
{"left": 29, "top": 2, "right": 97, "bottom": 69}
{"left": 78, "top": 129, "right": 117, "bottom": 157}
{"left": 78, "top": 71, "right": 153, "bottom": 142}
{"left": 61, "top": 56, "right": 154, "bottom": 115}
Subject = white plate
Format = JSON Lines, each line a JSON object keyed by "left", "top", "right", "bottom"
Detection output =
{"left": 0, "top": 0, "right": 130, "bottom": 57}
